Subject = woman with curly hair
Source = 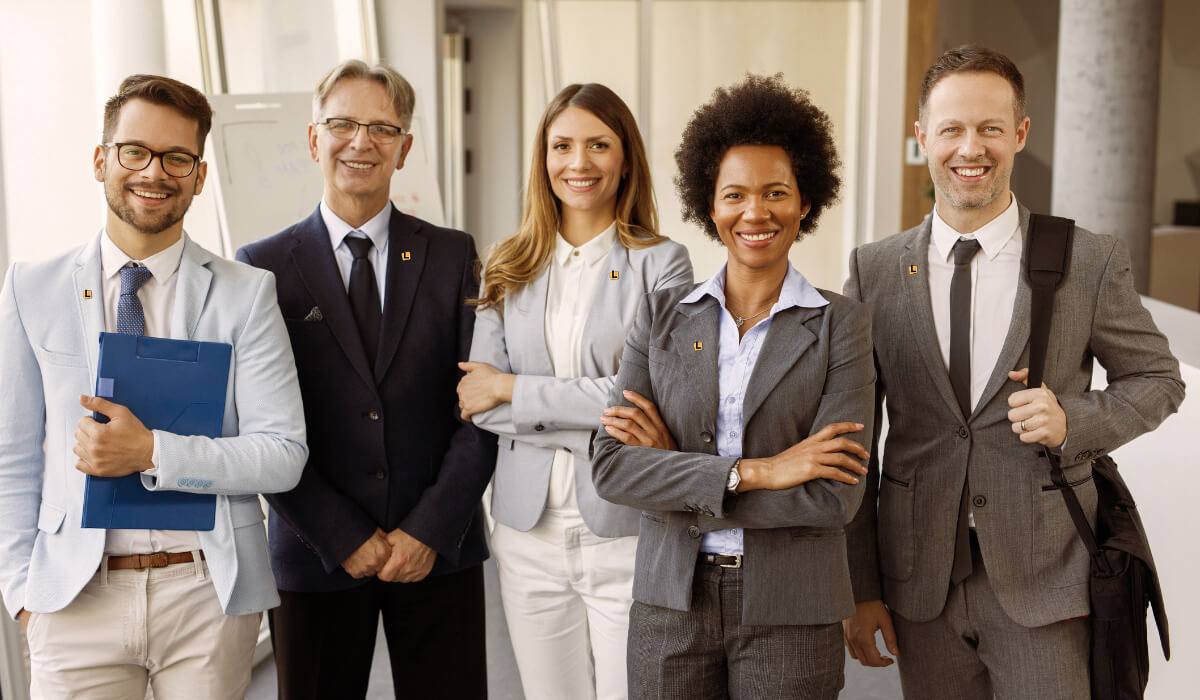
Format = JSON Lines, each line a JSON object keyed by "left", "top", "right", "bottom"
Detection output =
{"left": 591, "top": 74, "right": 875, "bottom": 699}
{"left": 457, "top": 83, "right": 692, "bottom": 700}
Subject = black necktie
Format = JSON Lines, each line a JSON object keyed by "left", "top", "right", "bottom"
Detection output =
{"left": 949, "top": 237, "right": 982, "bottom": 585}
{"left": 117, "top": 264, "right": 153, "bottom": 336}
{"left": 345, "top": 235, "right": 382, "bottom": 367}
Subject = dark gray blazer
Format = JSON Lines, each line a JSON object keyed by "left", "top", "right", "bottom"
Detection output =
{"left": 592, "top": 283, "right": 875, "bottom": 626}
{"left": 844, "top": 204, "right": 1185, "bottom": 627}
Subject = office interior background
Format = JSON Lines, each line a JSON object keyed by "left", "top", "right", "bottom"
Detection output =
{"left": 0, "top": 0, "right": 1196, "bottom": 698}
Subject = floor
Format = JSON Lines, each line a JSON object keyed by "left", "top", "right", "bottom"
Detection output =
{"left": 246, "top": 558, "right": 902, "bottom": 699}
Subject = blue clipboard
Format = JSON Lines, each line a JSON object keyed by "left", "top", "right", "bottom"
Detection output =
{"left": 81, "top": 332, "right": 232, "bottom": 530}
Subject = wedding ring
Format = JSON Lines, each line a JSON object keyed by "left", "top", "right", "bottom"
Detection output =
{"left": 1020, "top": 420, "right": 1026, "bottom": 432}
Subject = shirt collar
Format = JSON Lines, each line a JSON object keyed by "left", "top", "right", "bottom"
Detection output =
{"left": 100, "top": 229, "right": 185, "bottom": 283}
{"left": 931, "top": 194, "right": 1020, "bottom": 262}
{"left": 681, "top": 263, "right": 829, "bottom": 312}
{"left": 553, "top": 222, "right": 617, "bottom": 266}
{"left": 321, "top": 199, "right": 392, "bottom": 253}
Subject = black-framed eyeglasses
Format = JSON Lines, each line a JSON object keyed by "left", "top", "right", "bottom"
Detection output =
{"left": 315, "top": 118, "right": 407, "bottom": 144}
{"left": 103, "top": 142, "right": 201, "bottom": 178}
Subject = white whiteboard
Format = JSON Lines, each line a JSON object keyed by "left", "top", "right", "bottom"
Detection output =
{"left": 207, "top": 92, "right": 445, "bottom": 257}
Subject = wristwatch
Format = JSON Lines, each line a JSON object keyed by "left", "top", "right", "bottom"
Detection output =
{"left": 726, "top": 459, "right": 742, "bottom": 493}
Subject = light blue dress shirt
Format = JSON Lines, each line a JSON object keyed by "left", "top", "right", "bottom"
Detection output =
{"left": 679, "top": 263, "right": 829, "bottom": 555}
{"left": 320, "top": 199, "right": 391, "bottom": 309}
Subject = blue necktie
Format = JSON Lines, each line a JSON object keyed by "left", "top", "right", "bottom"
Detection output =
{"left": 117, "top": 264, "right": 153, "bottom": 336}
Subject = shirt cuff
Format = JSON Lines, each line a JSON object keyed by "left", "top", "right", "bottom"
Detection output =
{"left": 144, "top": 430, "right": 162, "bottom": 475}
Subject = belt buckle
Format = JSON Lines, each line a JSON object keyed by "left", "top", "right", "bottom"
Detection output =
{"left": 136, "top": 552, "right": 171, "bottom": 571}
{"left": 718, "top": 554, "right": 742, "bottom": 569}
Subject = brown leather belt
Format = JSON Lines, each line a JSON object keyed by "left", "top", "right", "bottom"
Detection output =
{"left": 106, "top": 551, "right": 204, "bottom": 571}
{"left": 698, "top": 552, "right": 742, "bottom": 569}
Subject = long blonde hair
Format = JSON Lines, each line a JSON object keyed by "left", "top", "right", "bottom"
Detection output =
{"left": 474, "top": 83, "right": 666, "bottom": 310}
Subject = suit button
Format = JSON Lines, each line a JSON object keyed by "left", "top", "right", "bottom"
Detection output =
{"left": 701, "top": 431, "right": 713, "bottom": 444}
{"left": 687, "top": 525, "right": 701, "bottom": 538}
{"left": 375, "top": 471, "right": 386, "bottom": 480}
{"left": 367, "top": 409, "right": 380, "bottom": 421}
{"left": 1074, "top": 451, "right": 1087, "bottom": 461}
{"left": 972, "top": 495, "right": 986, "bottom": 508}
{"left": 958, "top": 427, "right": 969, "bottom": 439}
{"left": 535, "top": 423, "right": 545, "bottom": 432}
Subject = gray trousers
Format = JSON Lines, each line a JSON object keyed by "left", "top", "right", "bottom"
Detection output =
{"left": 627, "top": 562, "right": 844, "bottom": 700}
{"left": 893, "top": 534, "right": 1089, "bottom": 699}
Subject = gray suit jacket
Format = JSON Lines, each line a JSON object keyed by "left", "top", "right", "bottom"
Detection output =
{"left": 844, "top": 205, "right": 1185, "bottom": 627}
{"left": 471, "top": 239, "right": 692, "bottom": 537}
{"left": 592, "top": 283, "right": 875, "bottom": 625}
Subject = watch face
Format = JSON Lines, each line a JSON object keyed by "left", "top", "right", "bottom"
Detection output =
{"left": 727, "top": 463, "right": 740, "bottom": 491}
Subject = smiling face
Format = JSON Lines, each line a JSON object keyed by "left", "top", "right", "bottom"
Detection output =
{"left": 917, "top": 71, "right": 1029, "bottom": 232}
{"left": 710, "top": 144, "right": 811, "bottom": 277}
{"left": 94, "top": 99, "right": 206, "bottom": 247}
{"left": 545, "top": 106, "right": 626, "bottom": 220}
{"left": 310, "top": 77, "right": 412, "bottom": 221}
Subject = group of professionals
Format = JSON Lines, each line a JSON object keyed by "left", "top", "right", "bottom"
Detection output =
{"left": 0, "top": 41, "right": 1184, "bottom": 700}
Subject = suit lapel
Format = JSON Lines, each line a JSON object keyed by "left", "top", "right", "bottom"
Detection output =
{"left": 901, "top": 222, "right": 965, "bottom": 420}
{"left": 511, "top": 263, "right": 554, "bottom": 376}
{"left": 374, "top": 208, "right": 427, "bottom": 381}
{"left": 742, "top": 306, "right": 821, "bottom": 427}
{"left": 578, "top": 243, "right": 629, "bottom": 374}
{"left": 974, "top": 205, "right": 1033, "bottom": 414}
{"left": 171, "top": 236, "right": 213, "bottom": 340}
{"left": 73, "top": 234, "right": 106, "bottom": 383}
{"left": 288, "top": 209, "right": 376, "bottom": 388}
{"left": 670, "top": 298, "right": 720, "bottom": 439}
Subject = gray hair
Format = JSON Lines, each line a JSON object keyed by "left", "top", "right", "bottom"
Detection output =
{"left": 312, "top": 59, "right": 415, "bottom": 129}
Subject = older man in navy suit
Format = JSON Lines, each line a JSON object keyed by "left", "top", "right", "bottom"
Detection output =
{"left": 236, "top": 60, "right": 495, "bottom": 699}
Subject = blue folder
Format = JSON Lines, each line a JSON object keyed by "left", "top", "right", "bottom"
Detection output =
{"left": 81, "top": 332, "right": 232, "bottom": 531}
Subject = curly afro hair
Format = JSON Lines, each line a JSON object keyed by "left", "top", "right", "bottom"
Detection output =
{"left": 674, "top": 74, "right": 841, "bottom": 241}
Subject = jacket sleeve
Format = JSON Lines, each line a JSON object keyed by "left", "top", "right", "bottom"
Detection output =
{"left": 0, "top": 265, "right": 45, "bottom": 618}
{"left": 145, "top": 270, "right": 309, "bottom": 496}
{"left": 842, "top": 245, "right": 884, "bottom": 602}
{"left": 477, "top": 241, "right": 695, "bottom": 438}
{"left": 398, "top": 240, "right": 499, "bottom": 562}
{"left": 1055, "top": 238, "right": 1185, "bottom": 459}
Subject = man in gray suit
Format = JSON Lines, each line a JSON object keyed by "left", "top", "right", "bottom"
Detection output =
{"left": 842, "top": 45, "right": 1185, "bottom": 698}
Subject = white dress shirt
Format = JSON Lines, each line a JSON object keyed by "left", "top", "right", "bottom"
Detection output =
{"left": 542, "top": 224, "right": 617, "bottom": 519}
{"left": 929, "top": 195, "right": 1021, "bottom": 527}
{"left": 321, "top": 199, "right": 391, "bottom": 307}
{"left": 680, "top": 263, "right": 830, "bottom": 555}
{"left": 99, "top": 231, "right": 200, "bottom": 556}
{"left": 928, "top": 195, "right": 1022, "bottom": 412}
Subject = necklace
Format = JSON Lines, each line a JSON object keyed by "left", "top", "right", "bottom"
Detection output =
{"left": 729, "top": 305, "right": 771, "bottom": 328}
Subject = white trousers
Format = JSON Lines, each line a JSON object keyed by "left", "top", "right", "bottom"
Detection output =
{"left": 491, "top": 513, "right": 637, "bottom": 700}
{"left": 25, "top": 556, "right": 260, "bottom": 700}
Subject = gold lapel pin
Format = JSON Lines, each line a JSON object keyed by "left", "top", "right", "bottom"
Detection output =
{"left": 908, "top": 265, "right": 919, "bottom": 275}
{"left": 693, "top": 341, "right": 703, "bottom": 351}
{"left": 401, "top": 251, "right": 412, "bottom": 261}
{"left": 82, "top": 289, "right": 93, "bottom": 299}
{"left": 609, "top": 270, "right": 619, "bottom": 280}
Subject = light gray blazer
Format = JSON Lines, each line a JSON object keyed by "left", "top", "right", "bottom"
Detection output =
{"left": 844, "top": 204, "right": 1185, "bottom": 627}
{"left": 470, "top": 239, "right": 692, "bottom": 537}
{"left": 0, "top": 233, "right": 309, "bottom": 618}
{"left": 591, "top": 283, "right": 876, "bottom": 625}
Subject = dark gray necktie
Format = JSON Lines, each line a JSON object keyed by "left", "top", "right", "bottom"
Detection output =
{"left": 949, "top": 237, "right": 982, "bottom": 585}
{"left": 117, "top": 264, "right": 153, "bottom": 336}
{"left": 345, "top": 235, "right": 382, "bottom": 366}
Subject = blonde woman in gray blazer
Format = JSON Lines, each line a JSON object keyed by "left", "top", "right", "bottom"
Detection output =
{"left": 457, "top": 84, "right": 692, "bottom": 700}
{"left": 592, "top": 76, "right": 874, "bottom": 700}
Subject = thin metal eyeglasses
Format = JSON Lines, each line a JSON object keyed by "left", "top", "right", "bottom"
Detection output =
{"left": 103, "top": 143, "right": 201, "bottom": 178}
{"left": 315, "top": 118, "right": 407, "bottom": 144}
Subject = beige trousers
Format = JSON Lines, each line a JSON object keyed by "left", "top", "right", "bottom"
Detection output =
{"left": 25, "top": 556, "right": 260, "bottom": 700}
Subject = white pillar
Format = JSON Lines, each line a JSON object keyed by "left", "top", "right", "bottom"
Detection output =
{"left": 91, "top": 0, "right": 167, "bottom": 118}
{"left": 1052, "top": 0, "right": 1163, "bottom": 292}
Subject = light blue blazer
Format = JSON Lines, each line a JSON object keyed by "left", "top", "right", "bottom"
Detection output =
{"left": 0, "top": 233, "right": 308, "bottom": 618}
{"left": 470, "top": 238, "right": 693, "bottom": 537}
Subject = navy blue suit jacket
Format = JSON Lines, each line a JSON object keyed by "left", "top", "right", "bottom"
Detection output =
{"left": 237, "top": 205, "right": 496, "bottom": 592}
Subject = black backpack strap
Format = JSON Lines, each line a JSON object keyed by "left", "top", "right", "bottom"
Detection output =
{"left": 1024, "top": 214, "right": 1100, "bottom": 554}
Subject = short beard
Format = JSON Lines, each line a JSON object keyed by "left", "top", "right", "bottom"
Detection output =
{"left": 104, "top": 182, "right": 188, "bottom": 235}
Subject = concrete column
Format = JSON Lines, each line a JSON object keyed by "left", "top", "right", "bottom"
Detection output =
{"left": 1052, "top": 0, "right": 1163, "bottom": 292}
{"left": 91, "top": 0, "right": 167, "bottom": 108}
